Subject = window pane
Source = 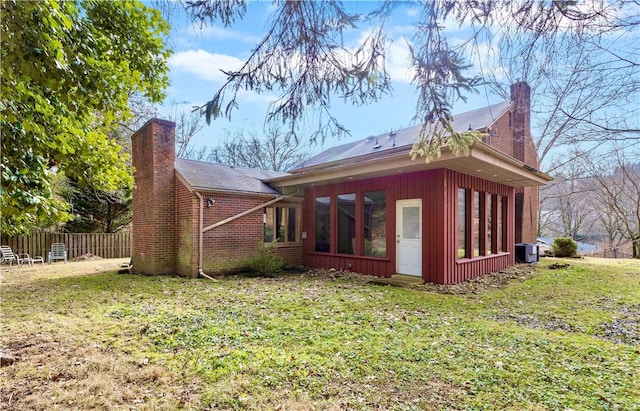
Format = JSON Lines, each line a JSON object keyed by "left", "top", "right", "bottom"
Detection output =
{"left": 264, "top": 208, "right": 274, "bottom": 242}
{"left": 338, "top": 193, "right": 356, "bottom": 254}
{"left": 498, "top": 196, "right": 504, "bottom": 252}
{"left": 275, "top": 207, "right": 285, "bottom": 242}
{"left": 457, "top": 188, "right": 467, "bottom": 259}
{"left": 315, "top": 197, "right": 330, "bottom": 252}
{"left": 402, "top": 206, "right": 420, "bottom": 239}
{"left": 363, "top": 190, "right": 386, "bottom": 257}
{"left": 287, "top": 207, "right": 296, "bottom": 242}
{"left": 487, "top": 195, "right": 494, "bottom": 255}
{"left": 474, "top": 191, "right": 480, "bottom": 256}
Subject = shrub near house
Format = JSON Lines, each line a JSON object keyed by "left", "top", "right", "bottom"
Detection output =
{"left": 246, "top": 245, "right": 284, "bottom": 277}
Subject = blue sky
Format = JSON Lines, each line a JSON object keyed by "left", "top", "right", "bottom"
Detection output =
{"left": 159, "top": 2, "right": 507, "bottom": 152}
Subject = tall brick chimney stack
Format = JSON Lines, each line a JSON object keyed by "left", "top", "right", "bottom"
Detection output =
{"left": 131, "top": 119, "right": 177, "bottom": 275}
{"left": 510, "top": 81, "right": 530, "bottom": 163}
{"left": 509, "top": 81, "right": 539, "bottom": 244}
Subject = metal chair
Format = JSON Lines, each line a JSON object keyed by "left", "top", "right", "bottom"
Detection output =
{"left": 1, "top": 245, "right": 43, "bottom": 267}
{"left": 23, "top": 254, "right": 45, "bottom": 267}
{"left": 48, "top": 243, "right": 68, "bottom": 264}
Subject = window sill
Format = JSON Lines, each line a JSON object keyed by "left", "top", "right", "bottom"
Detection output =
{"left": 263, "top": 242, "right": 302, "bottom": 248}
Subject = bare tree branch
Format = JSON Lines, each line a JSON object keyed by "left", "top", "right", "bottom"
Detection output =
{"left": 206, "top": 127, "right": 314, "bottom": 172}
{"left": 180, "top": 0, "right": 639, "bottom": 161}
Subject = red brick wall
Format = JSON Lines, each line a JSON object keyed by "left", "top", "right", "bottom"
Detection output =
{"left": 521, "top": 186, "right": 539, "bottom": 242}
{"left": 131, "top": 118, "right": 302, "bottom": 277}
{"left": 131, "top": 119, "right": 177, "bottom": 275}
{"left": 483, "top": 114, "right": 511, "bottom": 156}
{"left": 200, "top": 194, "right": 303, "bottom": 274}
{"left": 520, "top": 106, "right": 540, "bottom": 242}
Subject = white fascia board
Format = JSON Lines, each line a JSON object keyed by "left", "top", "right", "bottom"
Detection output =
{"left": 267, "top": 142, "right": 552, "bottom": 188}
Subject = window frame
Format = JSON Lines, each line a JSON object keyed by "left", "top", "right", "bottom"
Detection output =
{"left": 314, "top": 196, "right": 331, "bottom": 252}
{"left": 263, "top": 204, "right": 300, "bottom": 246}
{"left": 313, "top": 190, "right": 388, "bottom": 258}
{"left": 458, "top": 188, "right": 508, "bottom": 261}
{"left": 457, "top": 188, "right": 469, "bottom": 259}
{"left": 363, "top": 190, "right": 387, "bottom": 257}
{"left": 337, "top": 193, "right": 357, "bottom": 254}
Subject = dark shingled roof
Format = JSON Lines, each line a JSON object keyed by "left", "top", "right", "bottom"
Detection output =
{"left": 293, "top": 101, "right": 512, "bottom": 170}
{"left": 175, "top": 158, "right": 288, "bottom": 194}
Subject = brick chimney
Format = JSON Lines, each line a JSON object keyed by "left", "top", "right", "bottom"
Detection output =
{"left": 509, "top": 81, "right": 539, "bottom": 244}
{"left": 510, "top": 81, "right": 530, "bottom": 163}
{"left": 131, "top": 119, "right": 177, "bottom": 275}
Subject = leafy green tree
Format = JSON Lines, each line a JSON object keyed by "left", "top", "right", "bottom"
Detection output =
{"left": 62, "top": 182, "right": 132, "bottom": 234}
{"left": 1, "top": 0, "right": 171, "bottom": 235}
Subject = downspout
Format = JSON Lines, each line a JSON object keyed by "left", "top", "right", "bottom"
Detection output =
{"left": 194, "top": 191, "right": 216, "bottom": 280}
{"left": 202, "top": 194, "right": 293, "bottom": 232}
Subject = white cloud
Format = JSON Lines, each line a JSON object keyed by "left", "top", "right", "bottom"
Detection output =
{"left": 169, "top": 49, "right": 244, "bottom": 83}
{"left": 405, "top": 7, "right": 420, "bottom": 17}
{"left": 386, "top": 37, "right": 414, "bottom": 83}
{"left": 185, "top": 24, "right": 261, "bottom": 44}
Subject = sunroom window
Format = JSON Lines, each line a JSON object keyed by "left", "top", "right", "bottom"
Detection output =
{"left": 363, "top": 190, "right": 386, "bottom": 257}
{"left": 338, "top": 193, "right": 356, "bottom": 254}
{"left": 314, "top": 196, "right": 331, "bottom": 252}
{"left": 459, "top": 189, "right": 506, "bottom": 259}
{"left": 457, "top": 188, "right": 468, "bottom": 259}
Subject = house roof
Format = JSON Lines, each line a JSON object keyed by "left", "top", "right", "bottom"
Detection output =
{"left": 294, "top": 101, "right": 512, "bottom": 170}
{"left": 175, "top": 158, "right": 288, "bottom": 195}
{"left": 174, "top": 100, "right": 551, "bottom": 195}
{"left": 267, "top": 101, "right": 552, "bottom": 189}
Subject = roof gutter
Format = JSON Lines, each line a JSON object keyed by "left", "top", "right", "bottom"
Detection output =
{"left": 472, "top": 142, "right": 553, "bottom": 183}
{"left": 202, "top": 194, "right": 294, "bottom": 233}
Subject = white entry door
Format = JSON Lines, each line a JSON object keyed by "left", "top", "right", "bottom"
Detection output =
{"left": 396, "top": 199, "right": 422, "bottom": 276}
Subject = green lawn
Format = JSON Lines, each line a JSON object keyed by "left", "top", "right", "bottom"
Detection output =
{"left": 1, "top": 258, "right": 639, "bottom": 410}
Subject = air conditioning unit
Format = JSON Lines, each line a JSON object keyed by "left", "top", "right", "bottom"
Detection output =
{"left": 515, "top": 243, "right": 538, "bottom": 263}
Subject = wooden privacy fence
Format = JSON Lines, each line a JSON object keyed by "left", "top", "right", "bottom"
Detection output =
{"left": 1, "top": 232, "right": 131, "bottom": 260}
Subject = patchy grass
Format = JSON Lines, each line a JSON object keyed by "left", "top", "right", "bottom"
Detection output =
{"left": 1, "top": 257, "right": 639, "bottom": 410}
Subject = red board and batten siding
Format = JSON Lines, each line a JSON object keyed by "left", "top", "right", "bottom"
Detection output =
{"left": 301, "top": 168, "right": 516, "bottom": 285}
